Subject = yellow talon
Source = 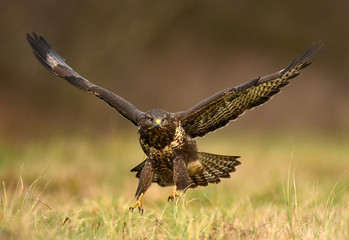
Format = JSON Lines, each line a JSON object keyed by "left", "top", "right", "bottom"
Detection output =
{"left": 129, "top": 193, "right": 144, "bottom": 214}
{"left": 168, "top": 186, "right": 180, "bottom": 202}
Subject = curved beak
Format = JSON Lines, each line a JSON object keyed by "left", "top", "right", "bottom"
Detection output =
{"left": 155, "top": 119, "right": 161, "bottom": 129}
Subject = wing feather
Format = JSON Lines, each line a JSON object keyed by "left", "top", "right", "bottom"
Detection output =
{"left": 26, "top": 32, "right": 144, "bottom": 126}
{"left": 176, "top": 42, "right": 324, "bottom": 138}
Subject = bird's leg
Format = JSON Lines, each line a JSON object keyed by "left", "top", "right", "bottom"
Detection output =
{"left": 129, "top": 159, "right": 154, "bottom": 214}
{"left": 168, "top": 185, "right": 180, "bottom": 202}
{"left": 168, "top": 154, "right": 191, "bottom": 202}
{"left": 129, "top": 193, "right": 144, "bottom": 214}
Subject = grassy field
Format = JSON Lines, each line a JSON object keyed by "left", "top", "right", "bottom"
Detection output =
{"left": 0, "top": 132, "right": 348, "bottom": 239}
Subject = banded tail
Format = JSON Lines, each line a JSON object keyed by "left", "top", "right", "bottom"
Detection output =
{"left": 131, "top": 152, "right": 241, "bottom": 188}
{"left": 189, "top": 152, "right": 240, "bottom": 188}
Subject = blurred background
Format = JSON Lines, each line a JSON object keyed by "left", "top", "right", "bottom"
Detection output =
{"left": 1, "top": 0, "right": 348, "bottom": 143}
{"left": 0, "top": 1, "right": 348, "bottom": 226}
{"left": 0, "top": 3, "right": 348, "bottom": 237}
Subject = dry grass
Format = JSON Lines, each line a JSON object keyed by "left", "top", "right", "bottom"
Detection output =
{"left": 0, "top": 132, "right": 348, "bottom": 239}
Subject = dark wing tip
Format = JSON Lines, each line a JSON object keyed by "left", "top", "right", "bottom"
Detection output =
{"left": 26, "top": 32, "right": 50, "bottom": 57}
{"left": 281, "top": 42, "right": 324, "bottom": 75}
{"left": 26, "top": 32, "right": 68, "bottom": 71}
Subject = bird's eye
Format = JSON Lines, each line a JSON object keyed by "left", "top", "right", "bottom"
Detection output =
{"left": 148, "top": 117, "right": 153, "bottom": 122}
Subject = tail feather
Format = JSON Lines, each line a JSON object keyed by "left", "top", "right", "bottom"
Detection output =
{"left": 190, "top": 152, "right": 241, "bottom": 188}
{"left": 201, "top": 159, "right": 231, "bottom": 178}
{"left": 131, "top": 152, "right": 241, "bottom": 188}
{"left": 190, "top": 174, "right": 208, "bottom": 186}
{"left": 131, "top": 160, "right": 171, "bottom": 187}
{"left": 130, "top": 160, "right": 146, "bottom": 179}
{"left": 201, "top": 164, "right": 221, "bottom": 183}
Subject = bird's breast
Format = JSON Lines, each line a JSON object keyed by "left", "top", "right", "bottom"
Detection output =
{"left": 138, "top": 124, "right": 187, "bottom": 160}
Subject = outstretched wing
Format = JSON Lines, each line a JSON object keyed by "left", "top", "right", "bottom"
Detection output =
{"left": 176, "top": 43, "right": 324, "bottom": 138}
{"left": 26, "top": 32, "right": 144, "bottom": 126}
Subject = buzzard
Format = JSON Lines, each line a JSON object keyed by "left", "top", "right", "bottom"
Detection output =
{"left": 26, "top": 33, "right": 323, "bottom": 213}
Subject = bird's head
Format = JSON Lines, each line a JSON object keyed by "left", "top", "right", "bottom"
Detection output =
{"left": 139, "top": 109, "right": 173, "bottom": 131}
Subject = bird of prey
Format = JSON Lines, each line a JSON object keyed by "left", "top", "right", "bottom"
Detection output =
{"left": 26, "top": 33, "right": 323, "bottom": 213}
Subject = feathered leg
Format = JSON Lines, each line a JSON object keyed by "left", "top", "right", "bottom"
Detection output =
{"left": 129, "top": 159, "right": 154, "bottom": 214}
{"left": 168, "top": 153, "right": 191, "bottom": 201}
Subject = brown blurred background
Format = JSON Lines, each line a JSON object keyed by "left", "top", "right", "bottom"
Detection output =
{"left": 1, "top": 0, "right": 348, "bottom": 142}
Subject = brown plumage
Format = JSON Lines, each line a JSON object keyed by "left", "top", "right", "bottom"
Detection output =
{"left": 26, "top": 32, "right": 323, "bottom": 213}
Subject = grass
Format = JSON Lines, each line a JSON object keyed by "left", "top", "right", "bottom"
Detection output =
{"left": 0, "top": 132, "right": 348, "bottom": 239}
